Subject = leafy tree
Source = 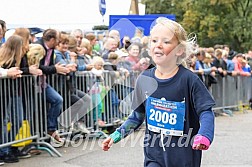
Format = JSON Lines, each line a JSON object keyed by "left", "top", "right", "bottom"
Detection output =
{"left": 141, "top": 0, "right": 252, "bottom": 52}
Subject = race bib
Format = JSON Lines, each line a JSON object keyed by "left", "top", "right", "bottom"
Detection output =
{"left": 146, "top": 96, "right": 185, "bottom": 136}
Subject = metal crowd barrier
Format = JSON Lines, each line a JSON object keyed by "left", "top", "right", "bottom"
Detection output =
{"left": 1, "top": 72, "right": 251, "bottom": 157}
{"left": 50, "top": 71, "right": 136, "bottom": 138}
{"left": 211, "top": 75, "right": 252, "bottom": 111}
{"left": 0, "top": 76, "right": 61, "bottom": 157}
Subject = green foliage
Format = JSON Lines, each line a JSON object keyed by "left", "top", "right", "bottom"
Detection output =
{"left": 92, "top": 25, "right": 109, "bottom": 30}
{"left": 141, "top": 0, "right": 252, "bottom": 52}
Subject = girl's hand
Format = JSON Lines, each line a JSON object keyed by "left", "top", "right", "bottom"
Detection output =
{"left": 192, "top": 135, "right": 210, "bottom": 150}
{"left": 102, "top": 137, "right": 114, "bottom": 151}
{"left": 192, "top": 143, "right": 208, "bottom": 150}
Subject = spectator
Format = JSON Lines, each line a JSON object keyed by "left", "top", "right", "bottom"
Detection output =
{"left": 13, "top": 28, "right": 42, "bottom": 76}
{"left": 90, "top": 56, "right": 106, "bottom": 127}
{"left": 35, "top": 29, "right": 70, "bottom": 144}
{"left": 70, "top": 29, "right": 83, "bottom": 50}
{"left": 85, "top": 33, "right": 100, "bottom": 56}
{"left": 120, "top": 36, "right": 131, "bottom": 53}
{"left": 54, "top": 33, "right": 91, "bottom": 134}
{"left": 195, "top": 50, "right": 217, "bottom": 89}
{"left": 205, "top": 47, "right": 214, "bottom": 57}
{"left": 222, "top": 50, "right": 237, "bottom": 76}
{"left": 212, "top": 49, "right": 227, "bottom": 77}
{"left": 125, "top": 43, "right": 150, "bottom": 72}
{"left": 241, "top": 59, "right": 251, "bottom": 73}
{"left": 102, "top": 37, "right": 118, "bottom": 60}
{"left": 0, "top": 35, "right": 28, "bottom": 163}
{"left": 108, "top": 30, "right": 120, "bottom": 44}
{"left": 223, "top": 45, "right": 230, "bottom": 55}
{"left": 232, "top": 53, "right": 251, "bottom": 76}
{"left": 246, "top": 50, "right": 252, "bottom": 68}
{"left": 76, "top": 38, "right": 93, "bottom": 70}
{"left": 85, "top": 33, "right": 95, "bottom": 47}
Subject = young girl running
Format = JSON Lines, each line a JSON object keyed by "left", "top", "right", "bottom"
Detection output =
{"left": 102, "top": 17, "right": 215, "bottom": 167}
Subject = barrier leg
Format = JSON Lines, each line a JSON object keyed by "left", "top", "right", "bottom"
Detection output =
{"left": 33, "top": 142, "right": 62, "bottom": 157}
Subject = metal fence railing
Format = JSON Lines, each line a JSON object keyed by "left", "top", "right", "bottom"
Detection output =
{"left": 0, "top": 72, "right": 251, "bottom": 157}
{"left": 0, "top": 76, "right": 61, "bottom": 157}
{"left": 210, "top": 75, "right": 252, "bottom": 111}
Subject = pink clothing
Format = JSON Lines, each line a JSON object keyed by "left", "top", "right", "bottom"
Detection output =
{"left": 233, "top": 58, "right": 250, "bottom": 76}
{"left": 125, "top": 56, "right": 148, "bottom": 71}
{"left": 192, "top": 135, "right": 211, "bottom": 150}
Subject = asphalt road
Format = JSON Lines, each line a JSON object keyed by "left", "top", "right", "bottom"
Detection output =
{"left": 5, "top": 111, "right": 252, "bottom": 167}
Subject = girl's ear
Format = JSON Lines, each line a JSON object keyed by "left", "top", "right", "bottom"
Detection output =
{"left": 175, "top": 45, "right": 185, "bottom": 57}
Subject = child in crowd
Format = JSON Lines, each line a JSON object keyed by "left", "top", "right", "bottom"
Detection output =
{"left": 102, "top": 17, "right": 215, "bottom": 167}
{"left": 241, "top": 59, "right": 251, "bottom": 73}
{"left": 90, "top": 56, "right": 106, "bottom": 126}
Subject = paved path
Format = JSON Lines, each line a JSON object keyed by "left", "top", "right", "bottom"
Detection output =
{"left": 6, "top": 111, "right": 252, "bottom": 167}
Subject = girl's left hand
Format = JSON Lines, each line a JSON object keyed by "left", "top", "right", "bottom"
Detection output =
{"left": 192, "top": 143, "right": 207, "bottom": 150}
{"left": 192, "top": 135, "right": 210, "bottom": 150}
{"left": 102, "top": 137, "right": 114, "bottom": 151}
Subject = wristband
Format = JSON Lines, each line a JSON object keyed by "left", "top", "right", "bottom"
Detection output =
{"left": 109, "top": 131, "right": 122, "bottom": 143}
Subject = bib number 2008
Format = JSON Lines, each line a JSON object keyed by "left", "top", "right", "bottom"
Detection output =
{"left": 149, "top": 109, "right": 177, "bottom": 125}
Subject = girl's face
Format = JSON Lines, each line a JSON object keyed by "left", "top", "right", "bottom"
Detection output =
{"left": 150, "top": 24, "right": 180, "bottom": 66}
{"left": 128, "top": 45, "right": 140, "bottom": 57}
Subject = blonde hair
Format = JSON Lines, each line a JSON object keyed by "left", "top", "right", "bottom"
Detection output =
{"left": 92, "top": 56, "right": 104, "bottom": 65}
{"left": 80, "top": 38, "right": 90, "bottom": 48}
{"left": 27, "top": 44, "right": 46, "bottom": 66}
{"left": 0, "top": 35, "right": 23, "bottom": 68}
{"left": 80, "top": 38, "right": 92, "bottom": 55}
{"left": 150, "top": 17, "right": 196, "bottom": 65}
{"left": 85, "top": 33, "right": 96, "bottom": 41}
{"left": 13, "top": 28, "right": 30, "bottom": 56}
{"left": 215, "top": 49, "right": 223, "bottom": 57}
{"left": 222, "top": 50, "right": 228, "bottom": 58}
{"left": 108, "top": 52, "right": 118, "bottom": 60}
{"left": 68, "top": 35, "right": 77, "bottom": 52}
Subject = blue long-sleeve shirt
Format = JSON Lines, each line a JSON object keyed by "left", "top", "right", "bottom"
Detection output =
{"left": 112, "top": 65, "right": 215, "bottom": 167}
